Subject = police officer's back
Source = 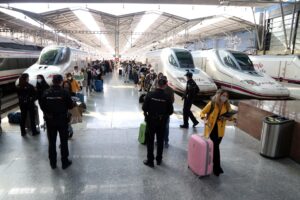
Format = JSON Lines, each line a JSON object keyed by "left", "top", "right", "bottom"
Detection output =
{"left": 41, "top": 75, "right": 74, "bottom": 169}
{"left": 142, "top": 78, "right": 173, "bottom": 168}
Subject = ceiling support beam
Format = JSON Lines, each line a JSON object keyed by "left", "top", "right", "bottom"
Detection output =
{"left": 252, "top": 7, "right": 263, "bottom": 50}
{"left": 279, "top": 0, "right": 290, "bottom": 51}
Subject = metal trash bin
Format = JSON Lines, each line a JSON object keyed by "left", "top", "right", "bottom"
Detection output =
{"left": 260, "top": 115, "right": 294, "bottom": 158}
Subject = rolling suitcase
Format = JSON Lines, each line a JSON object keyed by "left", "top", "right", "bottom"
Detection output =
{"left": 138, "top": 122, "right": 147, "bottom": 145}
{"left": 118, "top": 68, "right": 123, "bottom": 76}
{"left": 95, "top": 80, "right": 103, "bottom": 92}
{"left": 188, "top": 134, "right": 213, "bottom": 177}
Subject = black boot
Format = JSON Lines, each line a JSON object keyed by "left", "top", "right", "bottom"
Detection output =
{"left": 143, "top": 160, "right": 154, "bottom": 168}
{"left": 62, "top": 159, "right": 72, "bottom": 170}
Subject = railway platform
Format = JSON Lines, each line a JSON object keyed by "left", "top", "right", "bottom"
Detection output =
{"left": 0, "top": 72, "right": 299, "bottom": 200}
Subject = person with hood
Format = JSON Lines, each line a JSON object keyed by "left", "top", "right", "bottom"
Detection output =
{"left": 36, "top": 74, "right": 50, "bottom": 107}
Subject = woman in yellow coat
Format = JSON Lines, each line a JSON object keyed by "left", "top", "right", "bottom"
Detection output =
{"left": 200, "top": 89, "right": 232, "bottom": 176}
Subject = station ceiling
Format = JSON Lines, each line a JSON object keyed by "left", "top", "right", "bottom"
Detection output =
{"left": 0, "top": 0, "right": 292, "bottom": 6}
{"left": 0, "top": 6, "right": 256, "bottom": 55}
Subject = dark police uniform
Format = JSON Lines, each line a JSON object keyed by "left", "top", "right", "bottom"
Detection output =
{"left": 40, "top": 83, "right": 74, "bottom": 169}
{"left": 182, "top": 73, "right": 199, "bottom": 127}
{"left": 17, "top": 82, "right": 39, "bottom": 136}
{"left": 142, "top": 88, "right": 173, "bottom": 166}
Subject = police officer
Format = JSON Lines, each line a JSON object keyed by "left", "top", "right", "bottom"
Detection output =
{"left": 180, "top": 72, "right": 199, "bottom": 129}
{"left": 40, "top": 75, "right": 74, "bottom": 169}
{"left": 142, "top": 78, "right": 173, "bottom": 168}
{"left": 16, "top": 73, "right": 39, "bottom": 136}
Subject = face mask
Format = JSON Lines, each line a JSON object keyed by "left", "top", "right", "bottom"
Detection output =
{"left": 37, "top": 79, "right": 42, "bottom": 83}
{"left": 220, "top": 96, "right": 228, "bottom": 103}
{"left": 68, "top": 77, "right": 72, "bottom": 80}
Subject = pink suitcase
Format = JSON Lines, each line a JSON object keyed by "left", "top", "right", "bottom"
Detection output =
{"left": 188, "top": 134, "right": 214, "bottom": 176}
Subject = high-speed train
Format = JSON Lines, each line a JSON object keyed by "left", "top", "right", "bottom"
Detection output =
{"left": 192, "top": 49, "right": 290, "bottom": 99}
{"left": 0, "top": 40, "right": 42, "bottom": 86}
{"left": 249, "top": 54, "right": 300, "bottom": 84}
{"left": 144, "top": 48, "right": 217, "bottom": 96}
{"left": 21, "top": 45, "right": 92, "bottom": 86}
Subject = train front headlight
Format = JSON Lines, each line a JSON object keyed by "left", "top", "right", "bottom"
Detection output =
{"left": 241, "top": 80, "right": 260, "bottom": 86}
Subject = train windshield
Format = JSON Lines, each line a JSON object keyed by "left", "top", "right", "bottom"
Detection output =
{"left": 39, "top": 47, "right": 70, "bottom": 65}
{"left": 231, "top": 52, "right": 255, "bottom": 71}
{"left": 218, "top": 50, "right": 255, "bottom": 71}
{"left": 174, "top": 50, "right": 195, "bottom": 68}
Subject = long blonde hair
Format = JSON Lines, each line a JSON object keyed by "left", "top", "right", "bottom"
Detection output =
{"left": 211, "top": 89, "right": 230, "bottom": 109}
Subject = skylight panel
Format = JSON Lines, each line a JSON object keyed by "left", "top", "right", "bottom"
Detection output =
{"left": 73, "top": 9, "right": 114, "bottom": 53}
{"left": 122, "top": 12, "right": 160, "bottom": 54}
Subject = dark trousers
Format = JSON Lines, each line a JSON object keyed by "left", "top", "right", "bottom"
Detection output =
{"left": 20, "top": 104, "right": 37, "bottom": 135}
{"left": 164, "top": 116, "right": 170, "bottom": 144}
{"left": 183, "top": 99, "right": 198, "bottom": 126}
{"left": 146, "top": 119, "right": 166, "bottom": 163}
{"left": 210, "top": 125, "right": 223, "bottom": 173}
{"left": 46, "top": 119, "right": 69, "bottom": 165}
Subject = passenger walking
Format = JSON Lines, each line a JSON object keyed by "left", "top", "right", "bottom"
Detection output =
{"left": 82, "top": 68, "right": 88, "bottom": 94}
{"left": 86, "top": 66, "right": 93, "bottom": 93}
{"left": 162, "top": 76, "right": 175, "bottom": 148}
{"left": 150, "top": 72, "right": 163, "bottom": 92}
{"left": 36, "top": 75, "right": 50, "bottom": 130}
{"left": 72, "top": 66, "right": 84, "bottom": 89}
{"left": 124, "top": 63, "right": 130, "bottom": 83}
{"left": 144, "top": 69, "right": 157, "bottom": 92}
{"left": 63, "top": 73, "right": 80, "bottom": 96}
{"left": 142, "top": 78, "right": 173, "bottom": 167}
{"left": 40, "top": 75, "right": 75, "bottom": 170}
{"left": 180, "top": 72, "right": 199, "bottom": 129}
{"left": 16, "top": 73, "right": 39, "bottom": 136}
{"left": 200, "top": 89, "right": 232, "bottom": 176}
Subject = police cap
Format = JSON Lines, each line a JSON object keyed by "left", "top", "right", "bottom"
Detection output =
{"left": 185, "top": 71, "right": 193, "bottom": 78}
{"left": 52, "top": 74, "right": 63, "bottom": 85}
{"left": 158, "top": 77, "right": 167, "bottom": 87}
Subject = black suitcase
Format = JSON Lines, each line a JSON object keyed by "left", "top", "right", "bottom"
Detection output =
{"left": 119, "top": 68, "right": 122, "bottom": 75}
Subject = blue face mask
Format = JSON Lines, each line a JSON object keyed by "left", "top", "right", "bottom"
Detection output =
{"left": 37, "top": 79, "right": 42, "bottom": 83}
{"left": 220, "top": 96, "right": 228, "bottom": 103}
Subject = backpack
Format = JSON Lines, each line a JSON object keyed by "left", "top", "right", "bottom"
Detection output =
{"left": 8, "top": 112, "right": 21, "bottom": 124}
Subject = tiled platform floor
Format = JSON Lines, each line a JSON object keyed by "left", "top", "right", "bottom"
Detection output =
{"left": 0, "top": 72, "right": 299, "bottom": 200}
